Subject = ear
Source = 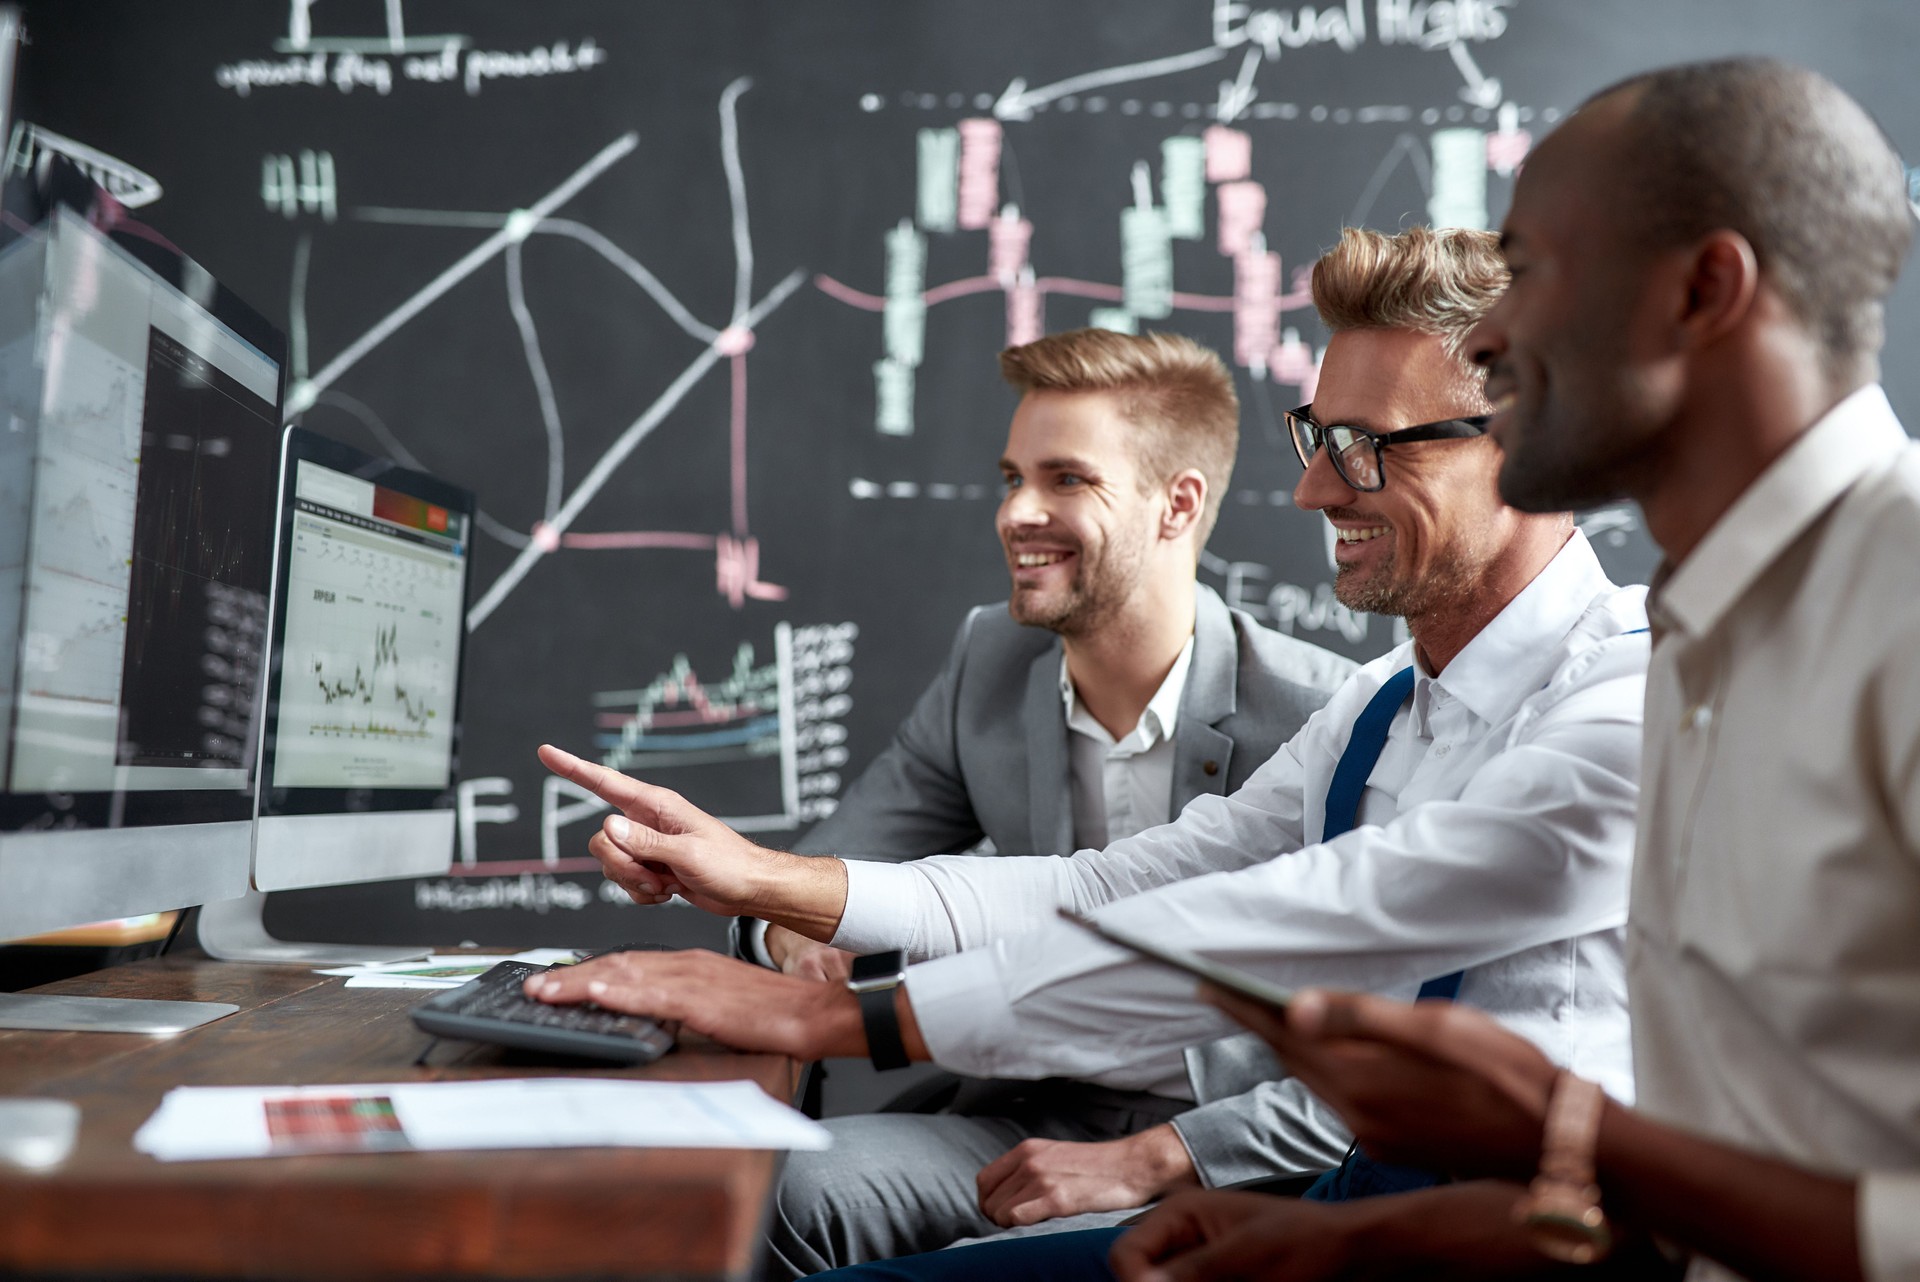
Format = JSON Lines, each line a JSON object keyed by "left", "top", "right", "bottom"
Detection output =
{"left": 1678, "top": 230, "right": 1760, "bottom": 347}
{"left": 1161, "top": 469, "right": 1207, "bottom": 542}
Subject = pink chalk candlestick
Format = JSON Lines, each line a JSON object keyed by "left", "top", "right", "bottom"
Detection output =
{"left": 1006, "top": 275, "right": 1043, "bottom": 347}
{"left": 1233, "top": 249, "right": 1281, "bottom": 370}
{"left": 957, "top": 119, "right": 1003, "bottom": 231}
{"left": 1217, "top": 181, "right": 1266, "bottom": 257}
{"left": 988, "top": 211, "right": 1033, "bottom": 284}
{"left": 1204, "top": 124, "right": 1252, "bottom": 183}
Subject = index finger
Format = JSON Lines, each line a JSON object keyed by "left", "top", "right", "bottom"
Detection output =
{"left": 537, "top": 743, "right": 658, "bottom": 813}
{"left": 521, "top": 953, "right": 682, "bottom": 1020}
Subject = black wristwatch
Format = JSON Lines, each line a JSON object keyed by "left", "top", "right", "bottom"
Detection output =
{"left": 847, "top": 949, "right": 911, "bottom": 1071}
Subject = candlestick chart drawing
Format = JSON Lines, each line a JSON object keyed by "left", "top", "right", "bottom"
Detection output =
{"left": 814, "top": 10, "right": 1656, "bottom": 650}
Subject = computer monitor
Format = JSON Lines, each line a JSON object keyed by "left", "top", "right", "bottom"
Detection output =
{"left": 196, "top": 428, "right": 472, "bottom": 964}
{"left": 0, "top": 159, "right": 284, "bottom": 1032}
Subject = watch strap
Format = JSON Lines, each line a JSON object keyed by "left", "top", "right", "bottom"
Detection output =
{"left": 857, "top": 982, "right": 911, "bottom": 1071}
{"left": 849, "top": 950, "right": 910, "bottom": 1071}
{"left": 1515, "top": 1072, "right": 1613, "bottom": 1264}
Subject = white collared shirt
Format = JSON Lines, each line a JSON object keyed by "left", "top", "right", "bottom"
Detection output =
{"left": 833, "top": 534, "right": 1648, "bottom": 1100}
{"left": 1628, "top": 385, "right": 1920, "bottom": 1282}
{"left": 1062, "top": 638, "right": 1194, "bottom": 850}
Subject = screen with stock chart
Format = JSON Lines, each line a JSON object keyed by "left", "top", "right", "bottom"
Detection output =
{"left": 268, "top": 459, "right": 466, "bottom": 790}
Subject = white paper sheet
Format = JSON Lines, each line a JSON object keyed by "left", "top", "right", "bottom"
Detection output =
{"left": 132, "top": 1078, "right": 831, "bottom": 1162}
{"left": 317, "top": 950, "right": 583, "bottom": 988}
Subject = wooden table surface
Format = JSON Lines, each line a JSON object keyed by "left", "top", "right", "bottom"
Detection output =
{"left": 0, "top": 955, "right": 805, "bottom": 1281}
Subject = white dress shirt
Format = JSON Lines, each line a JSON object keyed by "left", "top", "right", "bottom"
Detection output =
{"left": 833, "top": 533, "right": 1648, "bottom": 1100}
{"left": 1063, "top": 638, "right": 1194, "bottom": 849}
{"left": 1627, "top": 386, "right": 1920, "bottom": 1282}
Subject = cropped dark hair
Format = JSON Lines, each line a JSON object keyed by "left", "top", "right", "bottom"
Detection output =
{"left": 1595, "top": 58, "right": 1912, "bottom": 368}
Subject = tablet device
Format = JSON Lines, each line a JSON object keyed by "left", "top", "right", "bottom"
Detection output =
{"left": 1057, "top": 909, "right": 1294, "bottom": 1013}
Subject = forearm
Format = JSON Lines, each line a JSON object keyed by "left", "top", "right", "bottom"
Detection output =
{"left": 1595, "top": 1102, "right": 1862, "bottom": 1282}
{"left": 744, "top": 849, "right": 850, "bottom": 941}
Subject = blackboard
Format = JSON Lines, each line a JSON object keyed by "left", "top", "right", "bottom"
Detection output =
{"left": 14, "top": 0, "right": 1920, "bottom": 949}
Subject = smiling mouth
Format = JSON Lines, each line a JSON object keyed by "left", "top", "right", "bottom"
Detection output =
{"left": 1012, "top": 550, "right": 1073, "bottom": 568}
{"left": 1334, "top": 526, "right": 1389, "bottom": 544}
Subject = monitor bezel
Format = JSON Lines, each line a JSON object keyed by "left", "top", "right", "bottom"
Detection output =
{"left": 0, "top": 158, "right": 286, "bottom": 836}
{"left": 255, "top": 426, "right": 474, "bottom": 820}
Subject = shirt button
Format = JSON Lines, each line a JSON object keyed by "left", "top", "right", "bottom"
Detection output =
{"left": 1685, "top": 705, "right": 1713, "bottom": 731}
{"left": 1203, "top": 760, "right": 1220, "bottom": 776}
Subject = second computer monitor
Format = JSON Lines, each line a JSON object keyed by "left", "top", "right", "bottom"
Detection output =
{"left": 251, "top": 427, "right": 474, "bottom": 891}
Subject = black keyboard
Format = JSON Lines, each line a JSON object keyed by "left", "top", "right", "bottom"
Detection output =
{"left": 410, "top": 961, "right": 675, "bottom": 1064}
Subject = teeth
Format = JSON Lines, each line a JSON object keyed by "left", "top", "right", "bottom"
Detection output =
{"left": 1015, "top": 552, "right": 1069, "bottom": 567}
{"left": 1335, "top": 527, "right": 1389, "bottom": 543}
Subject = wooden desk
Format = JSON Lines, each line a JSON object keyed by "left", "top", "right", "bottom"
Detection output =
{"left": 0, "top": 956, "right": 805, "bottom": 1280}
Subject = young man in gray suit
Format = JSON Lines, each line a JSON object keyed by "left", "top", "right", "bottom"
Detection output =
{"left": 742, "top": 329, "right": 1355, "bottom": 1272}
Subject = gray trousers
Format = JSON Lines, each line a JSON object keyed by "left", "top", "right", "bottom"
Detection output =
{"left": 762, "top": 1080, "right": 1189, "bottom": 1280}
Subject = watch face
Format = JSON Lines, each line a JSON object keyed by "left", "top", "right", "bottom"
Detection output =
{"left": 1523, "top": 1203, "right": 1613, "bottom": 1264}
{"left": 847, "top": 949, "right": 907, "bottom": 991}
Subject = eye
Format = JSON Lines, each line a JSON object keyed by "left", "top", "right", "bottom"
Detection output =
{"left": 1055, "top": 472, "right": 1086, "bottom": 488}
{"left": 1001, "top": 472, "right": 1022, "bottom": 491}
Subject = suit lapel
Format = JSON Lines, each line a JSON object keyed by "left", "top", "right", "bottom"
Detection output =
{"left": 1025, "top": 645, "right": 1073, "bottom": 854}
{"left": 1172, "top": 586, "right": 1237, "bottom": 812}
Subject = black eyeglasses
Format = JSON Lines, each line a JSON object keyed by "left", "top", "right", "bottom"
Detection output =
{"left": 1284, "top": 404, "right": 1490, "bottom": 492}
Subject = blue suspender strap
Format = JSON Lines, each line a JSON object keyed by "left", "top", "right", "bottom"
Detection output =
{"left": 1320, "top": 667, "right": 1463, "bottom": 1003}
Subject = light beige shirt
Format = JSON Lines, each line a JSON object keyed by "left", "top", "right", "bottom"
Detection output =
{"left": 1629, "top": 385, "right": 1920, "bottom": 1282}
{"left": 1059, "top": 636, "right": 1194, "bottom": 850}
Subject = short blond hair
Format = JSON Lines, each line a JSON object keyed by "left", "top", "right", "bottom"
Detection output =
{"left": 999, "top": 329, "right": 1238, "bottom": 546}
{"left": 1311, "top": 227, "right": 1508, "bottom": 382}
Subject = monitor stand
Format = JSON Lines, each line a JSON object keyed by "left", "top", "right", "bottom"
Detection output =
{"left": 195, "top": 889, "right": 429, "bottom": 966}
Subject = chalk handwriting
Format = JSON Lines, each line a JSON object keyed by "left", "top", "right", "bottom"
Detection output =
{"left": 414, "top": 873, "right": 593, "bottom": 913}
{"left": 215, "top": 39, "right": 606, "bottom": 98}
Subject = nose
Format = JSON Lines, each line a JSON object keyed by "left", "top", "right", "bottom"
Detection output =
{"left": 1292, "top": 444, "right": 1358, "bottom": 512}
{"left": 999, "top": 483, "right": 1047, "bottom": 530}
{"left": 1466, "top": 300, "right": 1507, "bottom": 372}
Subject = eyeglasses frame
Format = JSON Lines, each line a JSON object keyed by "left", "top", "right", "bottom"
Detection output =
{"left": 1283, "top": 404, "right": 1492, "bottom": 492}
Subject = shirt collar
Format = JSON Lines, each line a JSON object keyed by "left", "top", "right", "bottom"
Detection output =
{"left": 1652, "top": 384, "right": 1907, "bottom": 641}
{"left": 1059, "top": 634, "right": 1196, "bottom": 747}
{"left": 1424, "top": 530, "right": 1616, "bottom": 728}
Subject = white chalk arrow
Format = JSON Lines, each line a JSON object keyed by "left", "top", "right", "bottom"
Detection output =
{"left": 1214, "top": 50, "right": 1262, "bottom": 123}
{"left": 1448, "top": 42, "right": 1503, "bottom": 111}
{"left": 994, "top": 45, "right": 1230, "bottom": 121}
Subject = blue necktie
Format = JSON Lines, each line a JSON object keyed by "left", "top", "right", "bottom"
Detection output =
{"left": 1321, "top": 667, "right": 1463, "bottom": 1003}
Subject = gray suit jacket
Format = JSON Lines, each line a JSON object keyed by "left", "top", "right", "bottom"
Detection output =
{"left": 792, "top": 586, "right": 1359, "bottom": 1186}
{"left": 795, "top": 585, "right": 1352, "bottom": 859}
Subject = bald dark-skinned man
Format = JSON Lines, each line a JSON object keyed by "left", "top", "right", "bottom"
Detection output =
{"left": 1094, "top": 56, "right": 1919, "bottom": 1282}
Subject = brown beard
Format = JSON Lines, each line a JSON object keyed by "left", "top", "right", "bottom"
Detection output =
{"left": 1332, "top": 540, "right": 1482, "bottom": 621}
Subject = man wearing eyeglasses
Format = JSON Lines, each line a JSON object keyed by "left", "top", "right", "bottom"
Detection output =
{"left": 525, "top": 225, "right": 1653, "bottom": 1275}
